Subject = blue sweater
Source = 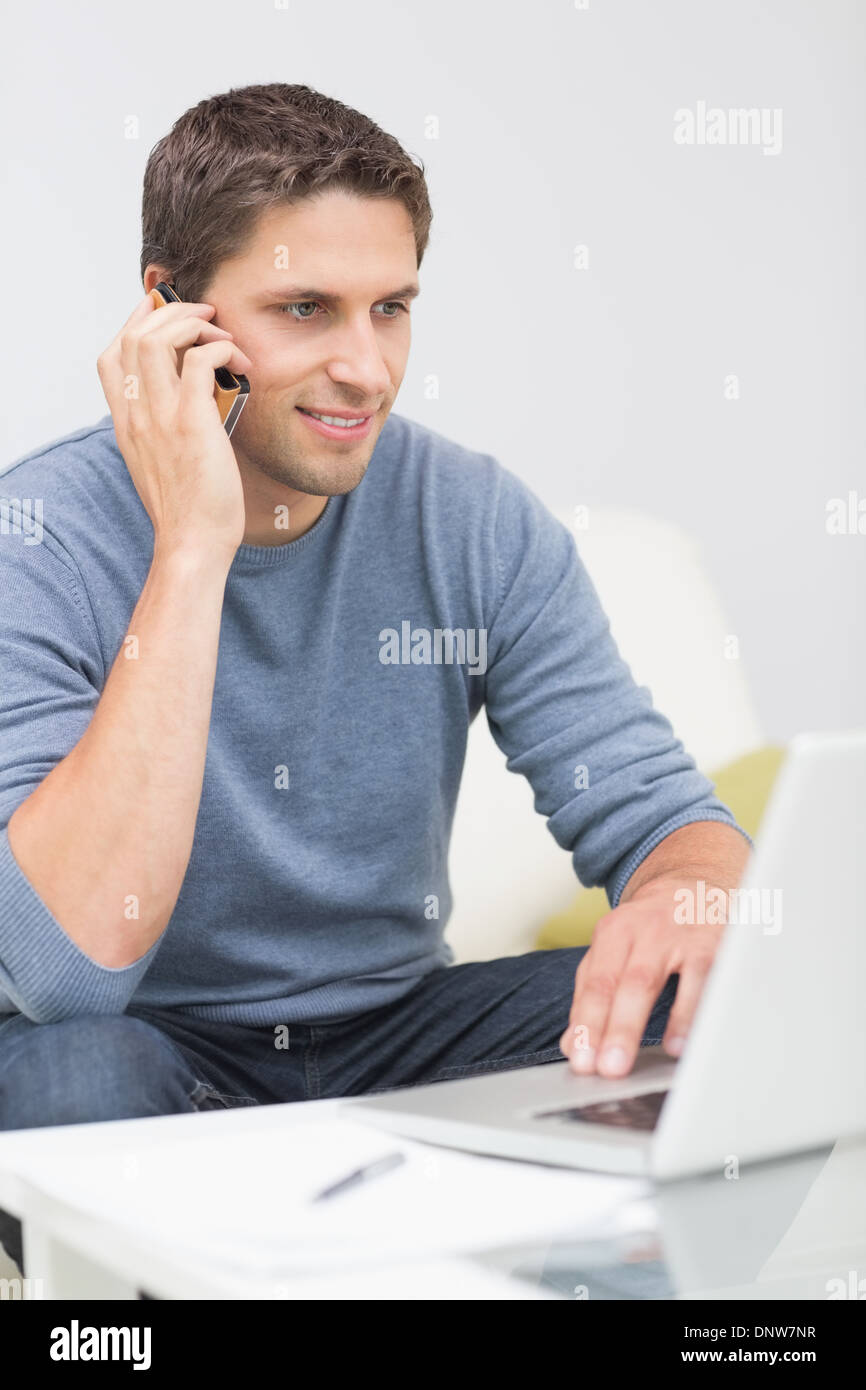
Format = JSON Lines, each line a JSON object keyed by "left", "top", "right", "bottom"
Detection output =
{"left": 0, "top": 413, "right": 745, "bottom": 1025}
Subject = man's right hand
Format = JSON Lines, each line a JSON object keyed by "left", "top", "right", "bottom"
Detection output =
{"left": 97, "top": 292, "right": 253, "bottom": 560}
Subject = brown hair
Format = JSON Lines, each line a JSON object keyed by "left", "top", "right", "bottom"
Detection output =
{"left": 140, "top": 82, "right": 433, "bottom": 301}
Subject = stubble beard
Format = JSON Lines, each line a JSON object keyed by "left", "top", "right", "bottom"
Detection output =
{"left": 236, "top": 415, "right": 374, "bottom": 497}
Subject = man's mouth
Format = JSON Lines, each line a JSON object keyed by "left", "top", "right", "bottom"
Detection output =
{"left": 295, "top": 406, "right": 376, "bottom": 441}
{"left": 297, "top": 407, "right": 372, "bottom": 428}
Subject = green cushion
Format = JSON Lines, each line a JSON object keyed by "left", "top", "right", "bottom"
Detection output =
{"left": 533, "top": 745, "right": 787, "bottom": 950}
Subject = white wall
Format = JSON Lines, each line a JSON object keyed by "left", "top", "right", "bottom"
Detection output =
{"left": 1, "top": 0, "right": 863, "bottom": 740}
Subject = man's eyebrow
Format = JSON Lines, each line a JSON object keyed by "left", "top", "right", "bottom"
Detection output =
{"left": 257, "top": 284, "right": 421, "bottom": 303}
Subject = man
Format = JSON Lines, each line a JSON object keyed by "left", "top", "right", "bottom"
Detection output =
{"left": 0, "top": 83, "right": 749, "bottom": 1269}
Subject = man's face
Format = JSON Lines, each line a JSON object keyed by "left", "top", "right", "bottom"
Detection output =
{"left": 203, "top": 190, "right": 419, "bottom": 496}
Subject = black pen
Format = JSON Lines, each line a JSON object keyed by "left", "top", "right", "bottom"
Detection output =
{"left": 311, "top": 1150, "right": 407, "bottom": 1203}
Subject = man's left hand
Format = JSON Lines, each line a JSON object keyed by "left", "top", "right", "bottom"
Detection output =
{"left": 558, "top": 877, "right": 725, "bottom": 1078}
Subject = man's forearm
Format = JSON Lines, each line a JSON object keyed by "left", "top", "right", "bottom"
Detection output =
{"left": 618, "top": 821, "right": 751, "bottom": 905}
{"left": 7, "top": 543, "right": 232, "bottom": 969}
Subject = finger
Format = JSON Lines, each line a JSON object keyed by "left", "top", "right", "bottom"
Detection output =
{"left": 139, "top": 311, "right": 252, "bottom": 377}
{"left": 561, "top": 919, "right": 632, "bottom": 1074}
{"left": 558, "top": 952, "right": 588, "bottom": 1058}
{"left": 171, "top": 322, "right": 239, "bottom": 383}
{"left": 593, "top": 942, "right": 669, "bottom": 1078}
{"left": 103, "top": 293, "right": 204, "bottom": 375}
{"left": 661, "top": 943, "right": 717, "bottom": 1057}
{"left": 178, "top": 339, "right": 246, "bottom": 425}
{"left": 111, "top": 302, "right": 216, "bottom": 435}
{"left": 96, "top": 293, "right": 160, "bottom": 405}
{"left": 136, "top": 298, "right": 218, "bottom": 342}
{"left": 122, "top": 290, "right": 162, "bottom": 333}
{"left": 120, "top": 300, "right": 215, "bottom": 376}
{"left": 131, "top": 314, "right": 243, "bottom": 413}
{"left": 116, "top": 297, "right": 213, "bottom": 363}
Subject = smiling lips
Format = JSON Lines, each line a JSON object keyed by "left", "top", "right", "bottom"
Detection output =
{"left": 298, "top": 407, "right": 370, "bottom": 427}
{"left": 295, "top": 406, "right": 376, "bottom": 440}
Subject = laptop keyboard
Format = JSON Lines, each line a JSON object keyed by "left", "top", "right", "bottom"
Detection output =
{"left": 535, "top": 1089, "right": 668, "bottom": 1132}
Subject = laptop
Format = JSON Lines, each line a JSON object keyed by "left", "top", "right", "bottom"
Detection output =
{"left": 343, "top": 732, "right": 866, "bottom": 1180}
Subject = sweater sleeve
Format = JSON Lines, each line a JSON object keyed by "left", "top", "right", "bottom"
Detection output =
{"left": 482, "top": 466, "right": 752, "bottom": 906}
{"left": 0, "top": 532, "right": 163, "bottom": 1021}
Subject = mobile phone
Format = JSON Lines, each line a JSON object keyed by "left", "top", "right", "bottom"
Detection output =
{"left": 149, "top": 281, "right": 250, "bottom": 437}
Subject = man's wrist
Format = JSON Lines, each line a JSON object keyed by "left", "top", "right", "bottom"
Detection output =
{"left": 625, "top": 873, "right": 750, "bottom": 932}
{"left": 151, "top": 537, "right": 236, "bottom": 584}
{"left": 618, "top": 821, "right": 751, "bottom": 906}
{"left": 627, "top": 870, "right": 732, "bottom": 903}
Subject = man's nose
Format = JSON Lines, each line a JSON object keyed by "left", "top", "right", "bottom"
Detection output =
{"left": 325, "top": 318, "right": 392, "bottom": 399}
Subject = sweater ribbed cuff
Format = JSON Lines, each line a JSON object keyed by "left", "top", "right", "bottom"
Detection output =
{"left": 607, "top": 807, "right": 754, "bottom": 908}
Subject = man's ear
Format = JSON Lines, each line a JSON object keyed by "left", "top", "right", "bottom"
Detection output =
{"left": 142, "top": 265, "right": 175, "bottom": 294}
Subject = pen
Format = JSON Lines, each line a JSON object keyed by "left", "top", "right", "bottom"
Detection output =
{"left": 311, "top": 1150, "right": 407, "bottom": 1203}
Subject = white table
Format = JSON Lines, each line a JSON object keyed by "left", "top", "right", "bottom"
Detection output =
{"left": 1, "top": 1098, "right": 864, "bottom": 1301}
{"left": 0, "top": 1098, "right": 579, "bottom": 1300}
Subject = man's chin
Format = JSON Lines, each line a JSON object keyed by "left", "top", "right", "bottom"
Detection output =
{"left": 289, "top": 422, "right": 380, "bottom": 495}
{"left": 257, "top": 451, "right": 372, "bottom": 497}
{"left": 234, "top": 410, "right": 383, "bottom": 495}
{"left": 314, "top": 465, "right": 371, "bottom": 497}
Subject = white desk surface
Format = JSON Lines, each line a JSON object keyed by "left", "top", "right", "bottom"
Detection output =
{"left": 1, "top": 1098, "right": 864, "bottom": 1301}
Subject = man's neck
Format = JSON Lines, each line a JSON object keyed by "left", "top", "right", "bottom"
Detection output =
{"left": 238, "top": 465, "right": 329, "bottom": 547}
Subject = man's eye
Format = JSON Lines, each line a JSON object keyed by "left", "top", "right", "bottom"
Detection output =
{"left": 278, "top": 301, "right": 320, "bottom": 320}
{"left": 374, "top": 301, "right": 409, "bottom": 317}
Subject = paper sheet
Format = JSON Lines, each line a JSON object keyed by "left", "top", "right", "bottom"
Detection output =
{"left": 26, "top": 1115, "right": 652, "bottom": 1277}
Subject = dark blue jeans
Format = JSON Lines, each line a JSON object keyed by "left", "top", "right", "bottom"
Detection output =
{"left": 0, "top": 947, "right": 678, "bottom": 1270}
